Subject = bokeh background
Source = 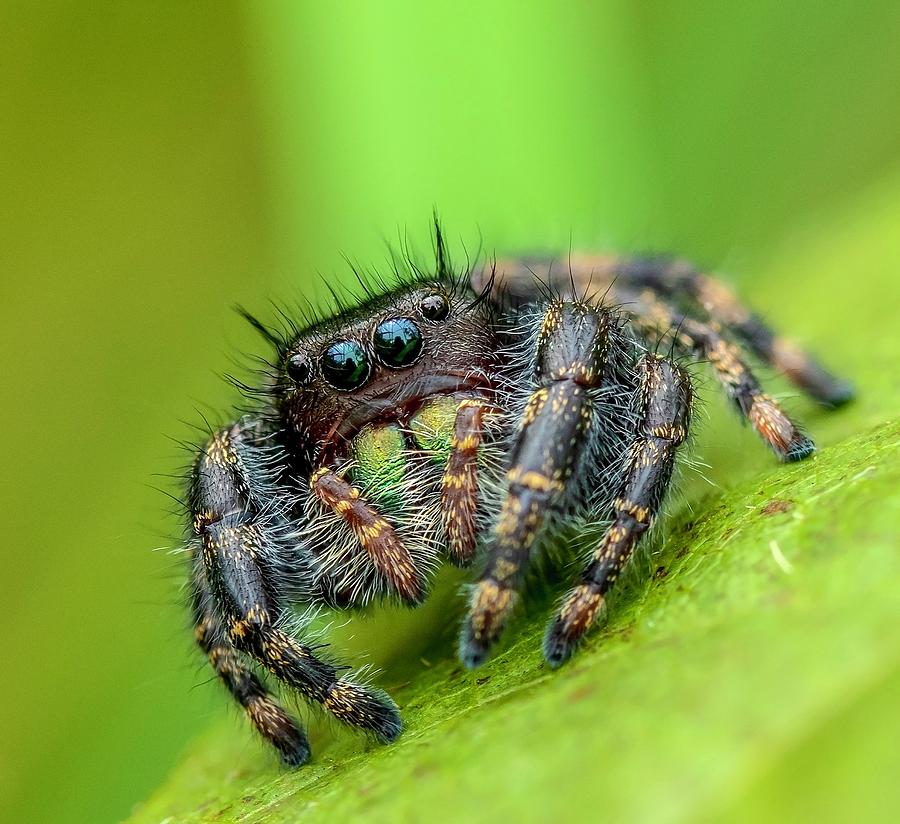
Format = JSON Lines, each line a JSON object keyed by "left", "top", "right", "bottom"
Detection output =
{"left": 2, "top": 2, "right": 899, "bottom": 822}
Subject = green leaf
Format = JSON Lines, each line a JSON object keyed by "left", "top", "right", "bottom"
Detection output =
{"left": 127, "top": 170, "right": 900, "bottom": 824}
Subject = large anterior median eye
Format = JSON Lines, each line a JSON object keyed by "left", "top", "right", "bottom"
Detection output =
{"left": 373, "top": 318, "right": 423, "bottom": 368}
{"left": 321, "top": 340, "right": 371, "bottom": 390}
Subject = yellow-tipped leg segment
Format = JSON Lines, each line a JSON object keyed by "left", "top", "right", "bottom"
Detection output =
{"left": 545, "top": 355, "right": 692, "bottom": 665}
{"left": 311, "top": 467, "right": 424, "bottom": 603}
{"left": 621, "top": 289, "right": 815, "bottom": 462}
{"left": 441, "top": 399, "right": 492, "bottom": 566}
{"left": 460, "top": 300, "right": 610, "bottom": 668}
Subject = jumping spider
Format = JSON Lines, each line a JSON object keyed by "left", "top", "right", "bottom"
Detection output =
{"left": 186, "top": 227, "right": 852, "bottom": 765}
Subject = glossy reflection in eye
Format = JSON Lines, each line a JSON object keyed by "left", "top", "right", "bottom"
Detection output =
{"left": 420, "top": 292, "right": 449, "bottom": 321}
{"left": 320, "top": 340, "right": 371, "bottom": 390}
{"left": 373, "top": 318, "right": 423, "bottom": 368}
{"left": 286, "top": 354, "right": 312, "bottom": 385}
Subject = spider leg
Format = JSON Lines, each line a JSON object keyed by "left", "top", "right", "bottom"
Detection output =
{"left": 460, "top": 299, "right": 610, "bottom": 668}
{"left": 601, "top": 255, "right": 854, "bottom": 406}
{"left": 618, "top": 287, "right": 815, "bottom": 462}
{"left": 190, "top": 423, "right": 401, "bottom": 763}
{"left": 441, "top": 398, "right": 493, "bottom": 566}
{"left": 544, "top": 354, "right": 692, "bottom": 666}
{"left": 191, "top": 560, "right": 309, "bottom": 765}
{"left": 476, "top": 254, "right": 853, "bottom": 406}
{"left": 310, "top": 467, "right": 424, "bottom": 602}
{"left": 474, "top": 261, "right": 814, "bottom": 461}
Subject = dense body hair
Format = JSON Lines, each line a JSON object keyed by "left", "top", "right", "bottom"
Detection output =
{"left": 182, "top": 227, "right": 851, "bottom": 765}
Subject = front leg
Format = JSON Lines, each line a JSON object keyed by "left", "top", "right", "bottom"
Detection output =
{"left": 190, "top": 422, "right": 401, "bottom": 765}
{"left": 191, "top": 560, "right": 310, "bottom": 766}
{"left": 460, "top": 300, "right": 612, "bottom": 668}
{"left": 544, "top": 354, "right": 692, "bottom": 665}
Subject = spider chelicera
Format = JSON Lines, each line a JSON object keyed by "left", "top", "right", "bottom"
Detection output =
{"left": 185, "top": 226, "right": 852, "bottom": 765}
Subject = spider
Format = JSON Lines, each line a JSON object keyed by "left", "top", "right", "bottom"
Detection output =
{"left": 186, "top": 225, "right": 852, "bottom": 766}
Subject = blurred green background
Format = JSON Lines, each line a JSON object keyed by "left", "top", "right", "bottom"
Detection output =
{"left": 2, "top": 2, "right": 899, "bottom": 822}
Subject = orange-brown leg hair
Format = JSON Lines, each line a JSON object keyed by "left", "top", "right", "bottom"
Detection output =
{"left": 479, "top": 254, "right": 853, "bottom": 407}
{"left": 476, "top": 260, "right": 814, "bottom": 461}
{"left": 544, "top": 354, "right": 692, "bottom": 665}
{"left": 460, "top": 300, "right": 611, "bottom": 668}
{"left": 597, "top": 255, "right": 854, "bottom": 407}
{"left": 441, "top": 399, "right": 492, "bottom": 566}
{"left": 191, "top": 424, "right": 402, "bottom": 766}
{"left": 311, "top": 467, "right": 424, "bottom": 603}
{"left": 619, "top": 288, "right": 815, "bottom": 462}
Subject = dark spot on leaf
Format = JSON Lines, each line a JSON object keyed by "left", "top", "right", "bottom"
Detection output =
{"left": 568, "top": 684, "right": 594, "bottom": 702}
{"left": 654, "top": 565, "right": 668, "bottom": 580}
{"left": 413, "top": 763, "right": 435, "bottom": 779}
{"left": 611, "top": 621, "right": 636, "bottom": 641}
{"left": 476, "top": 676, "right": 491, "bottom": 685}
{"left": 760, "top": 498, "right": 794, "bottom": 516}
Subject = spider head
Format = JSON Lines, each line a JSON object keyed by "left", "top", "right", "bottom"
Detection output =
{"left": 276, "top": 283, "right": 499, "bottom": 459}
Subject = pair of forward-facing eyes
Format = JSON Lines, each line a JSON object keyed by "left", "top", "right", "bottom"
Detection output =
{"left": 284, "top": 292, "right": 450, "bottom": 391}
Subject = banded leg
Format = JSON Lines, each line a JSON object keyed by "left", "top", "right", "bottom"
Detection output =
{"left": 599, "top": 255, "right": 853, "bottom": 406}
{"left": 544, "top": 355, "right": 692, "bottom": 666}
{"left": 310, "top": 467, "right": 424, "bottom": 603}
{"left": 460, "top": 300, "right": 610, "bottom": 668}
{"left": 476, "top": 254, "right": 853, "bottom": 406}
{"left": 191, "top": 423, "right": 401, "bottom": 763}
{"left": 202, "top": 518, "right": 400, "bottom": 740}
{"left": 475, "top": 259, "right": 813, "bottom": 460}
{"left": 441, "top": 399, "right": 491, "bottom": 566}
{"left": 620, "top": 288, "right": 814, "bottom": 462}
{"left": 191, "top": 561, "right": 309, "bottom": 765}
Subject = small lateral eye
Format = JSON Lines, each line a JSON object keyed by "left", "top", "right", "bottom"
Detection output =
{"left": 373, "top": 318, "right": 423, "bottom": 368}
{"left": 420, "top": 292, "right": 449, "bottom": 321}
{"left": 285, "top": 354, "right": 312, "bottom": 385}
{"left": 321, "top": 340, "right": 371, "bottom": 390}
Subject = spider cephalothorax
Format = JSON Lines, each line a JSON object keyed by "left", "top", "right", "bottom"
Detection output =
{"left": 185, "top": 227, "right": 852, "bottom": 766}
{"left": 276, "top": 281, "right": 500, "bottom": 467}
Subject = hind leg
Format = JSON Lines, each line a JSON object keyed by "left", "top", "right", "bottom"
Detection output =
{"left": 475, "top": 254, "right": 853, "bottom": 406}
{"left": 476, "top": 259, "right": 823, "bottom": 461}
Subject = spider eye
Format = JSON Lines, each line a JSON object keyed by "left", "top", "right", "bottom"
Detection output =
{"left": 285, "top": 354, "right": 312, "bottom": 385}
{"left": 321, "top": 340, "right": 371, "bottom": 390}
{"left": 373, "top": 318, "right": 423, "bottom": 368}
{"left": 420, "top": 292, "right": 449, "bottom": 321}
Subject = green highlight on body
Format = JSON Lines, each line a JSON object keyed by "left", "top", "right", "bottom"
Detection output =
{"left": 407, "top": 397, "right": 459, "bottom": 460}
{"left": 350, "top": 398, "right": 462, "bottom": 510}
{"left": 350, "top": 424, "right": 408, "bottom": 511}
